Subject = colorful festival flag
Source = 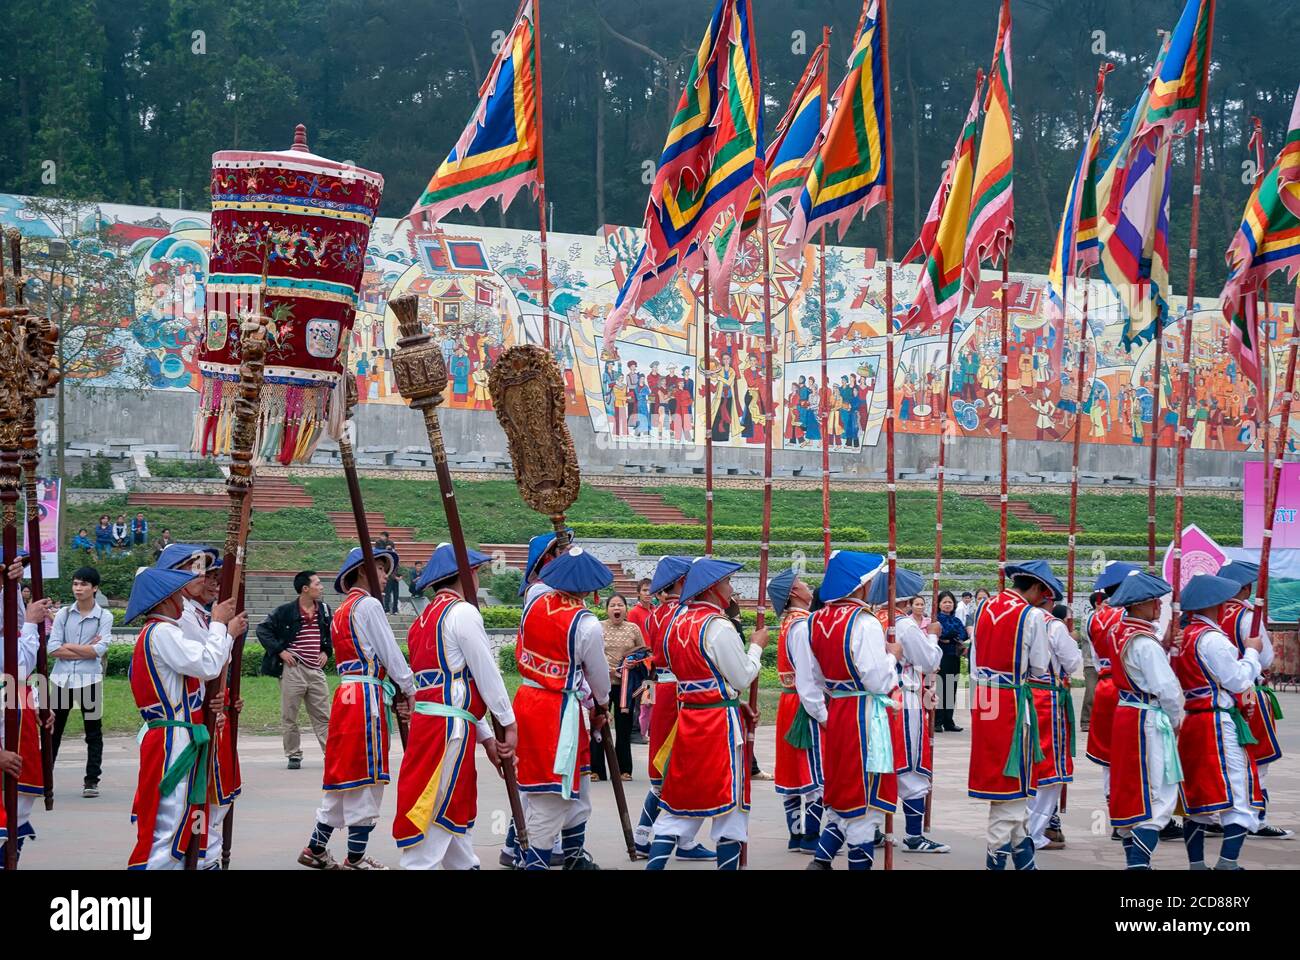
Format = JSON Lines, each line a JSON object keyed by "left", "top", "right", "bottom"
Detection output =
{"left": 896, "top": 71, "right": 983, "bottom": 335}
{"left": 1134, "top": 0, "right": 1214, "bottom": 143}
{"left": 962, "top": 0, "right": 1014, "bottom": 298}
{"left": 1222, "top": 85, "right": 1300, "bottom": 396}
{"left": 603, "top": 0, "right": 763, "bottom": 348}
{"left": 1045, "top": 65, "right": 1113, "bottom": 321}
{"left": 407, "top": 0, "right": 540, "bottom": 225}
{"left": 779, "top": 0, "right": 888, "bottom": 262}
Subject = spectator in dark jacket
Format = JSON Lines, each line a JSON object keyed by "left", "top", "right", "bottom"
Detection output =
{"left": 930, "top": 590, "right": 968, "bottom": 732}
{"left": 257, "top": 570, "right": 333, "bottom": 769}
{"left": 93, "top": 515, "right": 114, "bottom": 560}
{"left": 131, "top": 512, "right": 148, "bottom": 546}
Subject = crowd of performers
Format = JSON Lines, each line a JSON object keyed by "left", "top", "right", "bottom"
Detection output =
{"left": 0, "top": 529, "right": 1288, "bottom": 871}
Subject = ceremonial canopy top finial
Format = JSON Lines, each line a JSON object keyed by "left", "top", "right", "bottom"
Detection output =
{"left": 291, "top": 123, "right": 309, "bottom": 152}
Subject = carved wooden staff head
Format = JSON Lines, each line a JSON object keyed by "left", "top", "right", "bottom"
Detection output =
{"left": 0, "top": 312, "right": 28, "bottom": 528}
{"left": 487, "top": 344, "right": 581, "bottom": 546}
{"left": 390, "top": 293, "right": 449, "bottom": 414}
{"left": 228, "top": 316, "right": 269, "bottom": 495}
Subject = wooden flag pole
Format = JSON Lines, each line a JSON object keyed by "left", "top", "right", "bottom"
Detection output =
{"left": 819, "top": 24, "right": 832, "bottom": 565}
{"left": 533, "top": 0, "right": 553, "bottom": 350}
{"left": 998, "top": 259, "right": 1010, "bottom": 590}
{"left": 1066, "top": 273, "right": 1092, "bottom": 620}
{"left": 703, "top": 262, "right": 715, "bottom": 556}
{"left": 1171, "top": 0, "right": 1217, "bottom": 624}
{"left": 741, "top": 205, "right": 776, "bottom": 869}
{"left": 190, "top": 315, "right": 267, "bottom": 870}
{"left": 1250, "top": 301, "right": 1298, "bottom": 639}
{"left": 932, "top": 322, "right": 956, "bottom": 609}
{"left": 10, "top": 230, "right": 58, "bottom": 811}
{"left": 879, "top": 0, "right": 897, "bottom": 870}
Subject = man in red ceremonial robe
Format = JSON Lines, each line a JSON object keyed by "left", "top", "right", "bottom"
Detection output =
{"left": 513, "top": 546, "right": 613, "bottom": 870}
{"left": 0, "top": 559, "right": 52, "bottom": 868}
{"left": 1024, "top": 595, "right": 1083, "bottom": 852}
{"left": 968, "top": 560, "right": 1057, "bottom": 871}
{"left": 125, "top": 567, "right": 243, "bottom": 869}
{"left": 299, "top": 546, "right": 413, "bottom": 870}
{"left": 646, "top": 558, "right": 765, "bottom": 870}
{"left": 394, "top": 544, "right": 517, "bottom": 869}
{"left": 795, "top": 551, "right": 899, "bottom": 871}
{"left": 1084, "top": 562, "right": 1138, "bottom": 827}
{"left": 634, "top": 556, "right": 714, "bottom": 862}
{"left": 1104, "top": 571, "right": 1183, "bottom": 869}
{"left": 1215, "top": 560, "right": 1292, "bottom": 839}
{"left": 1172, "top": 574, "right": 1265, "bottom": 870}
{"left": 767, "top": 568, "right": 824, "bottom": 855}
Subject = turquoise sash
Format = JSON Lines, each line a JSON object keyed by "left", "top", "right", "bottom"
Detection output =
{"left": 522, "top": 677, "right": 582, "bottom": 800}
{"left": 341, "top": 674, "right": 397, "bottom": 731}
{"left": 1122, "top": 700, "right": 1184, "bottom": 786}
{"left": 829, "top": 689, "right": 895, "bottom": 773}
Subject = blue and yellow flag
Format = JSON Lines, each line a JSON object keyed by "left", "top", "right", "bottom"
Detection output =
{"left": 1135, "top": 0, "right": 1214, "bottom": 142}
{"left": 603, "top": 0, "right": 763, "bottom": 349}
{"left": 780, "top": 0, "right": 888, "bottom": 262}
{"left": 408, "top": 0, "right": 540, "bottom": 226}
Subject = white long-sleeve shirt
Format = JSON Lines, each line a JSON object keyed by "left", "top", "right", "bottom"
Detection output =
{"left": 894, "top": 612, "right": 941, "bottom": 691}
{"left": 791, "top": 602, "right": 898, "bottom": 725}
{"left": 1187, "top": 615, "right": 1261, "bottom": 707}
{"left": 1119, "top": 620, "right": 1184, "bottom": 726}
{"left": 1225, "top": 604, "right": 1274, "bottom": 670}
{"left": 1044, "top": 615, "right": 1082, "bottom": 680}
{"left": 701, "top": 615, "right": 762, "bottom": 698}
{"left": 572, "top": 608, "right": 612, "bottom": 709}
{"left": 47, "top": 601, "right": 114, "bottom": 689}
{"left": 417, "top": 598, "right": 516, "bottom": 743}
{"left": 347, "top": 592, "right": 415, "bottom": 697}
{"left": 145, "top": 615, "right": 233, "bottom": 690}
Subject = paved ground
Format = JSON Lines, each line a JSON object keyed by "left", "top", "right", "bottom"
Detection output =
{"left": 20, "top": 691, "right": 1300, "bottom": 870}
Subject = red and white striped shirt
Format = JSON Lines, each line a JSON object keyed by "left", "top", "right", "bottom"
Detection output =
{"left": 289, "top": 604, "right": 325, "bottom": 668}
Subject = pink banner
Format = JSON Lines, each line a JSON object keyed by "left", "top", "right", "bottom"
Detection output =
{"left": 21, "top": 476, "right": 61, "bottom": 581}
{"left": 1163, "top": 524, "right": 1227, "bottom": 595}
{"left": 1243, "top": 461, "right": 1300, "bottom": 550}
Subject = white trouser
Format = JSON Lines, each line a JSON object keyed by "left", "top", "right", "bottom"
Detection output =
{"left": 898, "top": 769, "right": 931, "bottom": 802}
{"left": 1258, "top": 763, "right": 1273, "bottom": 825}
{"left": 203, "top": 801, "right": 232, "bottom": 868}
{"left": 17, "top": 794, "right": 35, "bottom": 836}
{"left": 1027, "top": 784, "right": 1061, "bottom": 847}
{"left": 654, "top": 806, "right": 748, "bottom": 845}
{"left": 315, "top": 784, "right": 384, "bottom": 829}
{"left": 1102, "top": 766, "right": 1110, "bottom": 801}
{"left": 142, "top": 779, "right": 189, "bottom": 869}
{"left": 400, "top": 828, "right": 481, "bottom": 870}
{"left": 987, "top": 798, "right": 1029, "bottom": 850}
{"left": 524, "top": 777, "right": 593, "bottom": 854}
{"left": 634, "top": 782, "right": 704, "bottom": 848}
{"left": 1190, "top": 715, "right": 1262, "bottom": 831}
{"left": 1117, "top": 709, "right": 1178, "bottom": 835}
{"left": 823, "top": 807, "right": 884, "bottom": 846}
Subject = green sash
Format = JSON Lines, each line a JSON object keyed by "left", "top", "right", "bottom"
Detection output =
{"left": 784, "top": 703, "right": 816, "bottom": 750}
{"left": 976, "top": 677, "right": 1044, "bottom": 777}
{"left": 146, "top": 719, "right": 211, "bottom": 805}
{"left": 1257, "top": 683, "right": 1284, "bottom": 721}
{"left": 1213, "top": 705, "right": 1258, "bottom": 747}
{"left": 1027, "top": 677, "right": 1076, "bottom": 758}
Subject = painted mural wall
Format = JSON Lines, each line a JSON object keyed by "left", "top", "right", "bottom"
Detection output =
{"left": 4, "top": 193, "right": 1293, "bottom": 456}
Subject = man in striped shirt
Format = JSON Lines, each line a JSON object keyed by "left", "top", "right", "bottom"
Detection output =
{"left": 258, "top": 571, "right": 333, "bottom": 770}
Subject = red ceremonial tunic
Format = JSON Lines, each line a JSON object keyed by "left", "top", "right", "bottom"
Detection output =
{"left": 775, "top": 609, "right": 822, "bottom": 796}
{"left": 322, "top": 589, "right": 392, "bottom": 791}
{"left": 646, "top": 599, "right": 682, "bottom": 786}
{"left": 1, "top": 642, "right": 43, "bottom": 844}
{"left": 128, "top": 619, "right": 208, "bottom": 868}
{"left": 394, "top": 591, "right": 487, "bottom": 846}
{"left": 513, "top": 591, "right": 592, "bottom": 795}
{"left": 187, "top": 605, "right": 241, "bottom": 805}
{"left": 1219, "top": 599, "right": 1283, "bottom": 765}
{"left": 890, "top": 615, "right": 933, "bottom": 779}
{"left": 1171, "top": 619, "right": 1264, "bottom": 816}
{"left": 809, "top": 599, "right": 896, "bottom": 817}
{"left": 1108, "top": 617, "right": 1163, "bottom": 826}
{"left": 968, "top": 591, "right": 1037, "bottom": 800}
{"left": 1085, "top": 603, "right": 1123, "bottom": 766}
{"left": 1030, "top": 612, "right": 1073, "bottom": 787}
{"left": 659, "top": 602, "right": 747, "bottom": 818}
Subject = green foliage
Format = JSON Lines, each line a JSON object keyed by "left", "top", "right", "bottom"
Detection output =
{"left": 483, "top": 569, "right": 524, "bottom": 605}
{"left": 145, "top": 457, "right": 222, "bottom": 479}
{"left": 498, "top": 642, "right": 519, "bottom": 677}
{"left": 1020, "top": 494, "right": 1243, "bottom": 541}
{"left": 72, "top": 454, "right": 115, "bottom": 489}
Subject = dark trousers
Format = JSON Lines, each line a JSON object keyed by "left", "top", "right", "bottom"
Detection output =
{"left": 383, "top": 578, "right": 400, "bottom": 613}
{"left": 51, "top": 681, "right": 104, "bottom": 785}
{"left": 936, "top": 656, "right": 961, "bottom": 730}
{"left": 589, "top": 683, "right": 634, "bottom": 779}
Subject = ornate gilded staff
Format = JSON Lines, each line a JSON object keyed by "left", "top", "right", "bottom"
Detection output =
{"left": 11, "top": 228, "right": 60, "bottom": 810}
{"left": 487, "top": 343, "right": 638, "bottom": 861}
{"left": 389, "top": 292, "right": 530, "bottom": 853}
{"left": 0, "top": 284, "right": 28, "bottom": 869}
{"left": 183, "top": 315, "right": 267, "bottom": 870}
{"left": 338, "top": 326, "right": 410, "bottom": 750}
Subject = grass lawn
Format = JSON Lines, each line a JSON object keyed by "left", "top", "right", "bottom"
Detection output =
{"left": 60, "top": 677, "right": 789, "bottom": 738}
{"left": 1020, "top": 492, "right": 1242, "bottom": 542}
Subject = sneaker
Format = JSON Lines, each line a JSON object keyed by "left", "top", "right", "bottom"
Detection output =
{"left": 1111, "top": 829, "right": 1123, "bottom": 841}
{"left": 82, "top": 783, "right": 99, "bottom": 799}
{"left": 1044, "top": 827, "right": 1065, "bottom": 844}
{"left": 287, "top": 757, "right": 302, "bottom": 770}
{"left": 297, "top": 846, "right": 341, "bottom": 870}
{"left": 943, "top": 725, "right": 964, "bottom": 733}
{"left": 903, "top": 835, "right": 951, "bottom": 854}
{"left": 498, "top": 849, "right": 519, "bottom": 869}
{"left": 752, "top": 768, "right": 774, "bottom": 781}
{"left": 621, "top": 773, "right": 633, "bottom": 782}
{"left": 805, "top": 858, "right": 832, "bottom": 871}
{"left": 342, "top": 854, "right": 389, "bottom": 870}
{"left": 562, "top": 852, "right": 601, "bottom": 870}
{"left": 1251, "top": 825, "right": 1295, "bottom": 840}
{"left": 874, "top": 828, "right": 886, "bottom": 846}
{"left": 1203, "top": 822, "right": 1225, "bottom": 836}
{"left": 1160, "top": 820, "right": 1185, "bottom": 841}
{"left": 675, "top": 844, "right": 716, "bottom": 862}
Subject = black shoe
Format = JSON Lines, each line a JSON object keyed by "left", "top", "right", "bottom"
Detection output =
{"left": 806, "top": 858, "right": 832, "bottom": 871}
{"left": 82, "top": 782, "right": 99, "bottom": 799}
{"left": 287, "top": 757, "right": 302, "bottom": 770}
{"left": 1204, "top": 822, "right": 1225, "bottom": 836}
{"left": 1251, "top": 825, "right": 1295, "bottom": 839}
{"left": 1111, "top": 829, "right": 1123, "bottom": 841}
{"left": 563, "top": 853, "right": 601, "bottom": 870}
{"left": 945, "top": 725, "right": 964, "bottom": 733}
{"left": 1160, "top": 820, "right": 1184, "bottom": 841}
